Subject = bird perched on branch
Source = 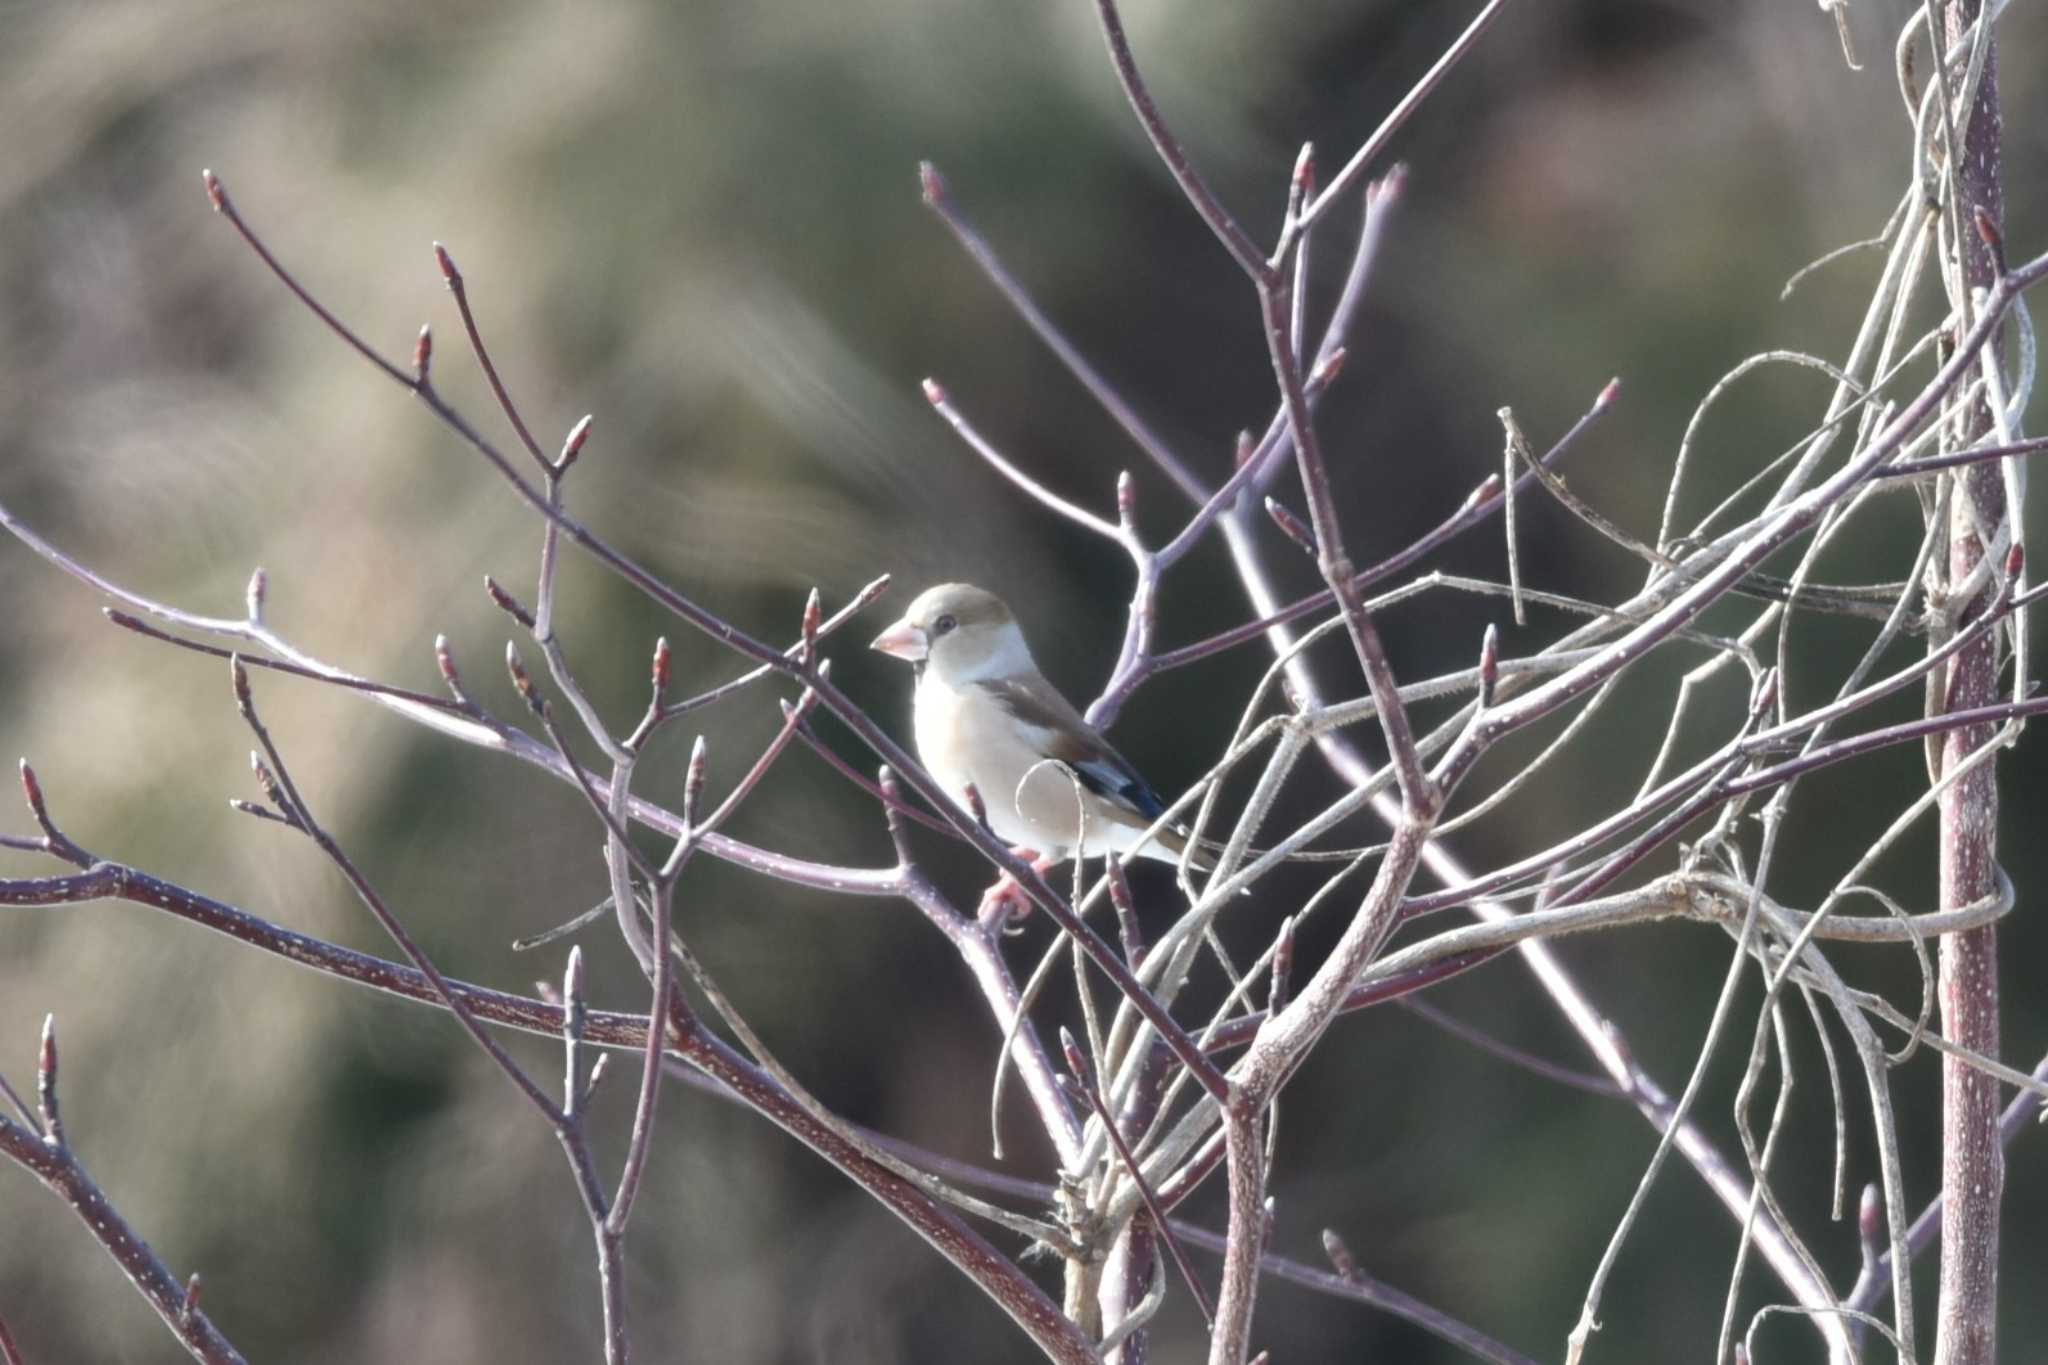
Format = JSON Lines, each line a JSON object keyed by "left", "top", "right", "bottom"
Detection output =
{"left": 870, "top": 583, "right": 1206, "bottom": 909}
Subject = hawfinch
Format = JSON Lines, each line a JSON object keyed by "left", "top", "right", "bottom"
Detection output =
{"left": 870, "top": 583, "right": 1203, "bottom": 873}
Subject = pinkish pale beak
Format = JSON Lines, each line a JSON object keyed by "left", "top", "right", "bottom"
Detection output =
{"left": 869, "top": 619, "right": 929, "bottom": 661}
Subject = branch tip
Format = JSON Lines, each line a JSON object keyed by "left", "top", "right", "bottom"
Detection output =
{"left": 1291, "top": 141, "right": 1316, "bottom": 193}
{"left": 1057, "top": 1027, "right": 1091, "bottom": 1085}
{"left": 853, "top": 573, "right": 893, "bottom": 611}
{"left": 557, "top": 414, "right": 593, "bottom": 473}
{"left": 432, "top": 240, "right": 460, "bottom": 286}
{"left": 683, "top": 734, "right": 709, "bottom": 828}
{"left": 1973, "top": 205, "right": 2006, "bottom": 273}
{"left": 1265, "top": 496, "right": 1317, "bottom": 555}
{"left": 412, "top": 324, "right": 432, "bottom": 384}
{"left": 920, "top": 377, "right": 947, "bottom": 406}
{"left": 504, "top": 642, "right": 542, "bottom": 714}
{"left": 802, "top": 588, "right": 822, "bottom": 662}
{"left": 1270, "top": 915, "right": 1296, "bottom": 1012}
{"left": 37, "top": 1013, "right": 62, "bottom": 1144}
{"left": 918, "top": 160, "right": 948, "bottom": 206}
{"left": 228, "top": 654, "right": 252, "bottom": 713}
{"left": 564, "top": 943, "right": 585, "bottom": 1003}
{"left": 1596, "top": 376, "right": 1622, "bottom": 410}
{"left": 1858, "top": 1182, "right": 1881, "bottom": 1244}
{"left": 18, "top": 760, "right": 47, "bottom": 825}
{"left": 1477, "top": 623, "right": 1500, "bottom": 707}
{"left": 651, "top": 636, "right": 673, "bottom": 696}
{"left": 483, "top": 575, "right": 537, "bottom": 631}
{"left": 1234, "top": 430, "right": 1256, "bottom": 468}
{"left": 245, "top": 567, "right": 267, "bottom": 619}
{"left": 1321, "top": 1228, "right": 1357, "bottom": 1278}
{"left": 201, "top": 168, "right": 225, "bottom": 211}
{"left": 180, "top": 1272, "right": 202, "bottom": 1324}
{"left": 1309, "top": 345, "right": 1347, "bottom": 389}
{"left": 1116, "top": 470, "right": 1137, "bottom": 526}
{"left": 2004, "top": 542, "right": 2024, "bottom": 580}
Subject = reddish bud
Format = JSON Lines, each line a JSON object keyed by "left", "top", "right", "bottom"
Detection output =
{"left": 802, "top": 588, "right": 822, "bottom": 661}
{"left": 1465, "top": 472, "right": 1502, "bottom": 508}
{"left": 1269, "top": 915, "right": 1296, "bottom": 1012}
{"left": 1973, "top": 205, "right": 2003, "bottom": 252}
{"left": 412, "top": 325, "right": 433, "bottom": 384}
{"left": 432, "top": 241, "right": 461, "bottom": 286}
{"left": 1057, "top": 1026, "right": 1092, "bottom": 1088}
{"left": 201, "top": 169, "right": 225, "bottom": 212}
{"left": 505, "top": 642, "right": 541, "bottom": 713}
{"left": 433, "top": 634, "right": 468, "bottom": 697}
{"left": 1292, "top": 141, "right": 1316, "bottom": 195}
{"left": 1116, "top": 470, "right": 1136, "bottom": 526}
{"left": 918, "top": 160, "right": 949, "bottom": 206}
{"left": 2005, "top": 542, "right": 2024, "bottom": 580}
{"left": 245, "top": 567, "right": 268, "bottom": 619}
{"left": 484, "top": 576, "right": 537, "bottom": 630}
{"left": 1859, "top": 1183, "right": 1881, "bottom": 1245}
{"left": 921, "top": 377, "right": 947, "bottom": 407}
{"left": 229, "top": 655, "right": 253, "bottom": 713}
{"left": 558, "top": 414, "right": 593, "bottom": 472}
{"left": 1234, "top": 430, "right": 1256, "bottom": 468}
{"left": 1751, "top": 667, "right": 1779, "bottom": 718}
{"left": 1597, "top": 377, "right": 1622, "bottom": 411}
{"left": 19, "top": 759, "right": 47, "bottom": 825}
{"left": 1369, "top": 162, "right": 1409, "bottom": 206}
{"left": 1265, "top": 496, "right": 1317, "bottom": 555}
{"left": 250, "top": 753, "right": 288, "bottom": 811}
{"left": 1309, "top": 346, "right": 1347, "bottom": 391}
{"left": 877, "top": 764, "right": 901, "bottom": 804}
{"left": 853, "top": 573, "right": 892, "bottom": 611}
{"left": 180, "top": 1273, "right": 203, "bottom": 1325}
{"left": 1478, "top": 623, "right": 1500, "bottom": 708}
{"left": 961, "top": 781, "right": 990, "bottom": 831}
{"left": 651, "top": 637, "right": 672, "bottom": 696}
{"left": 1108, "top": 857, "right": 1144, "bottom": 968}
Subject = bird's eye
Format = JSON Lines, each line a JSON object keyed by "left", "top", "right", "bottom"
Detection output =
{"left": 933, "top": 614, "right": 958, "bottom": 636}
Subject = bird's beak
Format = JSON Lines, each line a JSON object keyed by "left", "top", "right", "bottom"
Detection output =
{"left": 869, "top": 618, "right": 929, "bottom": 661}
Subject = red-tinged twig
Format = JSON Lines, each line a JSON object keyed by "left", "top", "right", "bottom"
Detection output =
{"left": 923, "top": 379, "right": 1122, "bottom": 541}
{"left": 16, "top": 761, "right": 91, "bottom": 867}
{"left": 920, "top": 161, "right": 1206, "bottom": 505}
{"left": 1060, "top": 1031, "right": 1215, "bottom": 1329}
{"left": 636, "top": 575, "right": 890, "bottom": 740}
{"left": 790, "top": 721, "right": 958, "bottom": 837}
{"left": 1088, "top": 0, "right": 1270, "bottom": 284}
{"left": 230, "top": 656, "right": 566, "bottom": 1126}
{"left": 433, "top": 241, "right": 554, "bottom": 477}
{"left": 106, "top": 609, "right": 484, "bottom": 720}
{"left": 1296, "top": 0, "right": 1518, "bottom": 234}
{"left": 1396, "top": 997, "right": 1624, "bottom": 1098}
{"left": 0, "top": 1309, "right": 21, "bottom": 1365}
{"left": 0, "top": 1021, "right": 247, "bottom": 1365}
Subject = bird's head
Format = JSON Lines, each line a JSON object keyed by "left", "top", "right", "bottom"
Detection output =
{"left": 870, "top": 582, "right": 1034, "bottom": 686}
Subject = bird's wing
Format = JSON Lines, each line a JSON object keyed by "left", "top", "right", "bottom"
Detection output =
{"left": 974, "top": 676, "right": 1167, "bottom": 822}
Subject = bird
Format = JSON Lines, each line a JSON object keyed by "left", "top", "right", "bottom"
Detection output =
{"left": 869, "top": 582, "right": 1207, "bottom": 901}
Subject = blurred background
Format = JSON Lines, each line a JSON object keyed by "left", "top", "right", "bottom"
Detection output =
{"left": 1, "top": 0, "right": 2043, "bottom": 1359}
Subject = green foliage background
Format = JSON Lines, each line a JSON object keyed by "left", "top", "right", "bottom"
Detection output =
{"left": 1, "top": 1, "right": 2044, "bottom": 1360}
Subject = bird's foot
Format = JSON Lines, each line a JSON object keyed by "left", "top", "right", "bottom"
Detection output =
{"left": 978, "top": 848, "right": 1052, "bottom": 933}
